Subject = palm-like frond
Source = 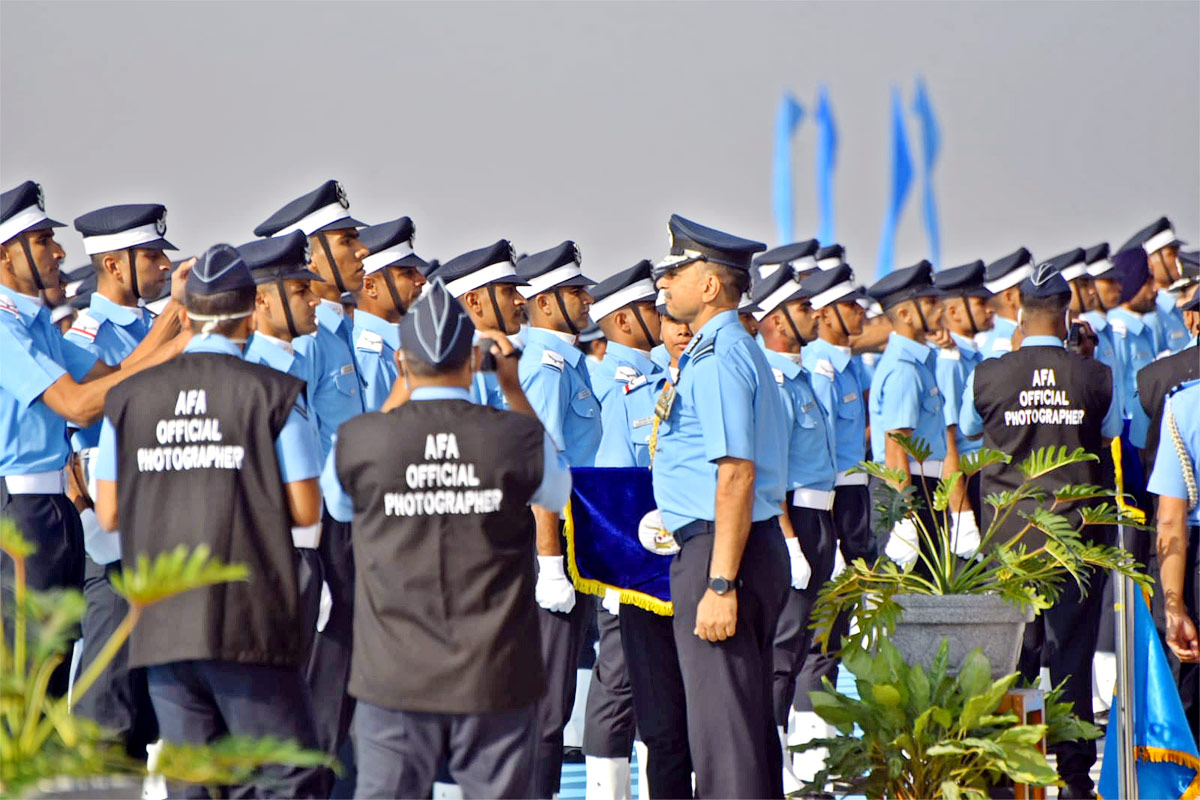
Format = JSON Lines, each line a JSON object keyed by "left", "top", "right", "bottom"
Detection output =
{"left": 110, "top": 544, "right": 249, "bottom": 607}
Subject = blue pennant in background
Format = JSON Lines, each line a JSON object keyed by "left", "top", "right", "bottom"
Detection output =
{"left": 876, "top": 86, "right": 914, "bottom": 277}
{"left": 913, "top": 77, "right": 942, "bottom": 269}
{"left": 772, "top": 91, "right": 805, "bottom": 246}
{"left": 1097, "top": 589, "right": 1200, "bottom": 799}
{"left": 564, "top": 467, "right": 672, "bottom": 614}
{"left": 814, "top": 85, "right": 838, "bottom": 246}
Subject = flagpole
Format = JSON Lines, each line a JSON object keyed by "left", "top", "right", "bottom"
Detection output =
{"left": 1113, "top": 526, "right": 1138, "bottom": 799}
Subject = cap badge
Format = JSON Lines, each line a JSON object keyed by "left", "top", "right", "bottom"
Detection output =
{"left": 572, "top": 243, "right": 583, "bottom": 265}
{"left": 302, "top": 238, "right": 313, "bottom": 264}
{"left": 506, "top": 241, "right": 517, "bottom": 265}
{"left": 334, "top": 182, "right": 350, "bottom": 209}
{"left": 35, "top": 183, "right": 45, "bottom": 211}
{"left": 156, "top": 211, "right": 168, "bottom": 236}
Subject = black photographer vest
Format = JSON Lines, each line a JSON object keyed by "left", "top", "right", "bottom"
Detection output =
{"left": 972, "top": 345, "right": 1113, "bottom": 546}
{"left": 105, "top": 352, "right": 306, "bottom": 669}
{"left": 335, "top": 398, "right": 546, "bottom": 714}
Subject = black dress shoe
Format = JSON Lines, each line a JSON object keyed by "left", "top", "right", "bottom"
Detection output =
{"left": 1057, "top": 783, "right": 1096, "bottom": 800}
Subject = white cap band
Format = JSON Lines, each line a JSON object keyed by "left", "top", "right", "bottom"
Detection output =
{"left": 517, "top": 263, "right": 585, "bottom": 298}
{"left": 1143, "top": 228, "right": 1177, "bottom": 255}
{"left": 0, "top": 206, "right": 50, "bottom": 243}
{"left": 655, "top": 249, "right": 703, "bottom": 270}
{"left": 1087, "top": 260, "right": 1114, "bottom": 278}
{"left": 984, "top": 263, "right": 1033, "bottom": 294}
{"left": 1059, "top": 263, "right": 1089, "bottom": 283}
{"left": 817, "top": 256, "right": 842, "bottom": 270}
{"left": 753, "top": 280, "right": 804, "bottom": 320}
{"left": 272, "top": 201, "right": 355, "bottom": 238}
{"left": 811, "top": 280, "right": 859, "bottom": 310}
{"left": 446, "top": 261, "right": 519, "bottom": 297}
{"left": 82, "top": 222, "right": 165, "bottom": 255}
{"left": 589, "top": 279, "right": 658, "bottom": 322}
{"left": 362, "top": 242, "right": 414, "bottom": 274}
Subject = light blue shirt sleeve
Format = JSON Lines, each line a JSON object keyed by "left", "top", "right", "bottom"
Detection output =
{"left": 60, "top": 336, "right": 99, "bottom": 381}
{"left": 520, "top": 366, "right": 569, "bottom": 452}
{"left": 958, "top": 370, "right": 984, "bottom": 438}
{"left": 95, "top": 417, "right": 118, "bottom": 481}
{"left": 530, "top": 431, "right": 573, "bottom": 509}
{"left": 0, "top": 324, "right": 66, "bottom": 407}
{"left": 691, "top": 350, "right": 756, "bottom": 462}
{"left": 935, "top": 354, "right": 965, "bottom": 429}
{"left": 595, "top": 388, "right": 638, "bottom": 468}
{"left": 1147, "top": 412, "right": 1189, "bottom": 501}
{"left": 275, "top": 405, "right": 320, "bottom": 483}
{"left": 319, "top": 438, "right": 354, "bottom": 523}
{"left": 875, "top": 366, "right": 923, "bottom": 432}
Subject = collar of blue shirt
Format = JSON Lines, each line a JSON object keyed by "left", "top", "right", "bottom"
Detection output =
{"left": 1109, "top": 307, "right": 1147, "bottom": 335}
{"left": 762, "top": 346, "right": 803, "bottom": 379}
{"left": 689, "top": 308, "right": 740, "bottom": 348}
{"left": 887, "top": 330, "right": 935, "bottom": 364}
{"left": 603, "top": 340, "right": 657, "bottom": 375}
{"left": 354, "top": 309, "right": 401, "bottom": 350}
{"left": 1020, "top": 334, "right": 1066, "bottom": 349}
{"left": 316, "top": 298, "right": 348, "bottom": 333}
{"left": 90, "top": 293, "right": 146, "bottom": 327}
{"left": 808, "top": 337, "right": 852, "bottom": 371}
{"left": 0, "top": 284, "right": 46, "bottom": 325}
{"left": 950, "top": 331, "right": 981, "bottom": 355}
{"left": 245, "top": 332, "right": 296, "bottom": 372}
{"left": 526, "top": 326, "right": 583, "bottom": 366}
{"left": 409, "top": 386, "right": 472, "bottom": 402}
{"left": 185, "top": 333, "right": 245, "bottom": 358}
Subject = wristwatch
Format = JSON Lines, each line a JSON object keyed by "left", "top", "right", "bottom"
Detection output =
{"left": 708, "top": 576, "right": 734, "bottom": 595}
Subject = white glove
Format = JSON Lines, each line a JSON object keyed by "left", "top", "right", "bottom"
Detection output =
{"left": 638, "top": 509, "right": 680, "bottom": 555}
{"left": 601, "top": 587, "right": 621, "bottom": 616}
{"left": 950, "top": 511, "right": 982, "bottom": 559}
{"left": 830, "top": 546, "right": 848, "bottom": 579}
{"left": 536, "top": 556, "right": 576, "bottom": 614}
{"left": 885, "top": 518, "right": 921, "bottom": 569}
{"left": 785, "top": 537, "right": 812, "bottom": 590}
{"left": 316, "top": 581, "right": 333, "bottom": 632}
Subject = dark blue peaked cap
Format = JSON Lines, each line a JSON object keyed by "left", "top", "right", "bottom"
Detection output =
{"left": 1119, "top": 216, "right": 1185, "bottom": 255}
{"left": 868, "top": 260, "right": 936, "bottom": 310}
{"left": 1019, "top": 260, "right": 1070, "bottom": 300}
{"left": 1043, "top": 248, "right": 1088, "bottom": 282}
{"left": 659, "top": 214, "right": 766, "bottom": 272}
{"left": 801, "top": 263, "right": 867, "bottom": 308}
{"left": 753, "top": 239, "right": 819, "bottom": 269}
{"left": 253, "top": 180, "right": 366, "bottom": 238}
{"left": 359, "top": 217, "right": 431, "bottom": 275}
{"left": 439, "top": 239, "right": 523, "bottom": 295}
{"left": 750, "top": 263, "right": 806, "bottom": 315}
{"left": 75, "top": 204, "right": 176, "bottom": 255}
{"left": 1, "top": 181, "right": 64, "bottom": 243}
{"left": 187, "top": 243, "right": 255, "bottom": 297}
{"left": 516, "top": 241, "right": 596, "bottom": 297}
{"left": 1112, "top": 247, "right": 1151, "bottom": 304}
{"left": 816, "top": 244, "right": 846, "bottom": 267}
{"left": 236, "top": 231, "right": 324, "bottom": 284}
{"left": 933, "top": 260, "right": 988, "bottom": 297}
{"left": 400, "top": 277, "right": 475, "bottom": 368}
{"left": 1085, "top": 243, "right": 1116, "bottom": 280}
{"left": 588, "top": 259, "right": 657, "bottom": 321}
{"left": 984, "top": 247, "right": 1035, "bottom": 293}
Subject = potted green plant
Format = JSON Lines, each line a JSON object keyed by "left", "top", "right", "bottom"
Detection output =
{"left": 0, "top": 520, "right": 336, "bottom": 798}
{"left": 811, "top": 435, "right": 1150, "bottom": 677}
{"left": 795, "top": 637, "right": 1102, "bottom": 799}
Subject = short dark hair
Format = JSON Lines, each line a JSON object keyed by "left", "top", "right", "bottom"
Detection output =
{"left": 1019, "top": 290, "right": 1069, "bottom": 317}
{"left": 700, "top": 261, "right": 750, "bottom": 303}
{"left": 186, "top": 286, "right": 256, "bottom": 336}
{"left": 400, "top": 342, "right": 473, "bottom": 377}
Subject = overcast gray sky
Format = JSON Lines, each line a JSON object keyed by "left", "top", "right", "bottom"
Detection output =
{"left": 3, "top": 1, "right": 1197, "bottom": 283}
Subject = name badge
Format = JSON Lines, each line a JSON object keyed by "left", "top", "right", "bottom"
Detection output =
{"left": 577, "top": 388, "right": 592, "bottom": 401}
{"left": 800, "top": 401, "right": 817, "bottom": 414}
{"left": 842, "top": 392, "right": 858, "bottom": 403}
{"left": 633, "top": 417, "right": 654, "bottom": 428}
{"left": 655, "top": 382, "right": 677, "bottom": 423}
{"left": 340, "top": 363, "right": 355, "bottom": 376}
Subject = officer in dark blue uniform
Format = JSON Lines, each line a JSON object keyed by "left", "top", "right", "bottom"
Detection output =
{"left": 439, "top": 239, "right": 528, "bottom": 409}
{"left": 353, "top": 217, "right": 430, "bottom": 411}
{"left": 652, "top": 214, "right": 789, "bottom": 799}
{"left": 514, "top": 240, "right": 602, "bottom": 798}
{"left": 66, "top": 203, "right": 179, "bottom": 756}
{"left": 254, "top": 180, "right": 368, "bottom": 764}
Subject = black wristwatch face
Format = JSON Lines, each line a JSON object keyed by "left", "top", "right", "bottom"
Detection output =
{"left": 709, "top": 576, "right": 732, "bottom": 594}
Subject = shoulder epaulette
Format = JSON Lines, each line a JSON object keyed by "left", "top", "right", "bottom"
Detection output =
{"left": 614, "top": 365, "right": 640, "bottom": 384}
{"left": 67, "top": 311, "right": 103, "bottom": 341}
{"left": 0, "top": 293, "right": 18, "bottom": 317}
{"left": 624, "top": 374, "right": 649, "bottom": 394}
{"left": 691, "top": 338, "right": 717, "bottom": 361}
{"left": 540, "top": 350, "right": 565, "bottom": 371}
{"left": 355, "top": 330, "right": 384, "bottom": 354}
{"left": 771, "top": 367, "right": 786, "bottom": 386}
{"left": 812, "top": 357, "right": 836, "bottom": 380}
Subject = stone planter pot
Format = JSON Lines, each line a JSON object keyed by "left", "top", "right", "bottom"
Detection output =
{"left": 890, "top": 593, "right": 1035, "bottom": 678}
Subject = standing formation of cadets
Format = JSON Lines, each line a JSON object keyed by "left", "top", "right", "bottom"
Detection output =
{"left": 2, "top": 172, "right": 1199, "bottom": 800}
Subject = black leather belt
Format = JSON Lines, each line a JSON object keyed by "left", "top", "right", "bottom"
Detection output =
{"left": 673, "top": 517, "right": 777, "bottom": 547}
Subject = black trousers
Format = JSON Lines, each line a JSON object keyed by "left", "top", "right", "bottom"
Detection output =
{"left": 146, "top": 659, "right": 327, "bottom": 798}
{"left": 671, "top": 522, "right": 789, "bottom": 799}
{"left": 355, "top": 701, "right": 536, "bottom": 799}
{"left": 582, "top": 605, "right": 637, "bottom": 758}
{"left": 306, "top": 514, "right": 356, "bottom": 760}
{"left": 1017, "top": 566, "right": 1108, "bottom": 788}
{"left": 0, "top": 491, "right": 84, "bottom": 697}
{"left": 619, "top": 605, "right": 693, "bottom": 799}
{"left": 533, "top": 590, "right": 595, "bottom": 798}
{"left": 773, "top": 505, "right": 837, "bottom": 725}
{"left": 75, "top": 558, "right": 159, "bottom": 759}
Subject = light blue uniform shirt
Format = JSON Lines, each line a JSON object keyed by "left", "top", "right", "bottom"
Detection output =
{"left": 94, "top": 334, "right": 320, "bottom": 485}
{"left": 958, "top": 336, "right": 1124, "bottom": 440}
{"left": 854, "top": 351, "right": 879, "bottom": 386}
{"left": 803, "top": 337, "right": 870, "bottom": 475}
{"left": 935, "top": 332, "right": 984, "bottom": 457}
{"left": 351, "top": 309, "right": 401, "bottom": 412}
{"left": 518, "top": 328, "right": 602, "bottom": 467}
{"left": 650, "top": 344, "right": 670, "bottom": 371}
{"left": 64, "top": 294, "right": 153, "bottom": 451}
{"left": 651, "top": 309, "right": 788, "bottom": 533}
{"left": 320, "top": 386, "right": 572, "bottom": 522}
{"left": 762, "top": 348, "right": 836, "bottom": 492}
{"left": 594, "top": 344, "right": 665, "bottom": 469}
{"left": 1081, "top": 310, "right": 1126, "bottom": 417}
{"left": 979, "top": 316, "right": 1018, "bottom": 360}
{"left": 1107, "top": 307, "right": 1158, "bottom": 424}
{"left": 1147, "top": 381, "right": 1200, "bottom": 526}
{"left": 244, "top": 331, "right": 322, "bottom": 464}
{"left": 869, "top": 332, "right": 946, "bottom": 463}
{"left": 294, "top": 300, "right": 364, "bottom": 461}
{"left": 1128, "top": 338, "right": 1198, "bottom": 448}
{"left": 0, "top": 286, "right": 97, "bottom": 475}
{"left": 469, "top": 370, "right": 508, "bottom": 409}
{"left": 1153, "top": 289, "right": 1191, "bottom": 355}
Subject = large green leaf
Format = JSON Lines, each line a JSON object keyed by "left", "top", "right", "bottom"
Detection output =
{"left": 152, "top": 735, "right": 338, "bottom": 787}
{"left": 957, "top": 448, "right": 1011, "bottom": 478}
{"left": 955, "top": 649, "right": 992, "bottom": 698}
{"left": 0, "top": 518, "right": 36, "bottom": 559}
{"left": 933, "top": 473, "right": 963, "bottom": 512}
{"left": 1053, "top": 484, "right": 1113, "bottom": 503}
{"left": 110, "top": 544, "right": 249, "bottom": 607}
{"left": 1017, "top": 446, "right": 1098, "bottom": 481}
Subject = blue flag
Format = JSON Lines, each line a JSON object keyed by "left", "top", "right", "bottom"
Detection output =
{"left": 773, "top": 91, "right": 805, "bottom": 245}
{"left": 913, "top": 77, "right": 942, "bottom": 269}
{"left": 1097, "top": 589, "right": 1200, "bottom": 799}
{"left": 564, "top": 467, "right": 672, "bottom": 615}
{"left": 814, "top": 85, "right": 838, "bottom": 246}
{"left": 876, "top": 86, "right": 914, "bottom": 277}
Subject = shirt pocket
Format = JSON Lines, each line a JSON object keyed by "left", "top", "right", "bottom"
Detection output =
{"left": 837, "top": 392, "right": 860, "bottom": 420}
{"left": 921, "top": 387, "right": 943, "bottom": 416}
{"left": 797, "top": 400, "right": 820, "bottom": 429}
{"left": 569, "top": 388, "right": 599, "bottom": 420}
{"left": 331, "top": 362, "right": 359, "bottom": 397}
